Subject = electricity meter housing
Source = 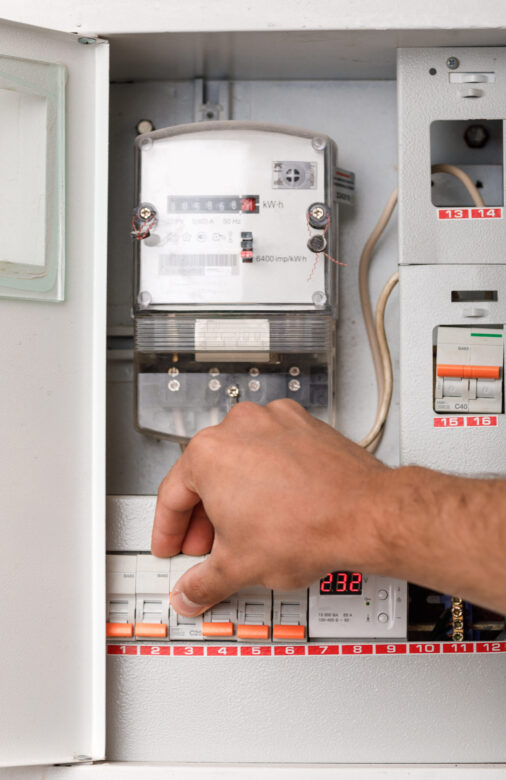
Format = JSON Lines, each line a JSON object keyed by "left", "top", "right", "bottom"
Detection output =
{"left": 133, "top": 121, "right": 339, "bottom": 441}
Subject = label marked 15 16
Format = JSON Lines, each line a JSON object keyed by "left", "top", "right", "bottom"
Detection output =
{"left": 434, "top": 416, "right": 497, "bottom": 428}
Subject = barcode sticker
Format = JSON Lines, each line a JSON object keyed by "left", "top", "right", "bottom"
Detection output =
{"left": 195, "top": 319, "right": 270, "bottom": 352}
{"left": 159, "top": 254, "right": 238, "bottom": 276}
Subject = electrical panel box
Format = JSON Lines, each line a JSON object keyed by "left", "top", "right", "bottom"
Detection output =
{"left": 132, "top": 122, "right": 339, "bottom": 441}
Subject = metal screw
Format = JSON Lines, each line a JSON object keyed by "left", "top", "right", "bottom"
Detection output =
{"left": 248, "top": 379, "right": 260, "bottom": 392}
{"left": 226, "top": 385, "right": 240, "bottom": 398}
{"left": 137, "top": 290, "right": 152, "bottom": 307}
{"left": 136, "top": 118, "right": 154, "bottom": 135}
{"left": 312, "top": 291, "right": 327, "bottom": 307}
{"left": 307, "top": 234, "right": 327, "bottom": 253}
{"left": 168, "top": 379, "right": 180, "bottom": 392}
{"left": 139, "top": 206, "right": 153, "bottom": 220}
{"left": 288, "top": 379, "right": 301, "bottom": 392}
{"left": 209, "top": 367, "right": 220, "bottom": 377}
{"left": 312, "top": 136, "right": 327, "bottom": 151}
{"left": 77, "top": 37, "right": 97, "bottom": 45}
{"left": 208, "top": 379, "right": 221, "bottom": 391}
{"left": 168, "top": 367, "right": 179, "bottom": 377}
{"left": 289, "top": 366, "right": 300, "bottom": 377}
{"left": 249, "top": 367, "right": 260, "bottom": 377}
{"left": 310, "top": 205, "right": 325, "bottom": 221}
{"left": 464, "top": 124, "right": 489, "bottom": 149}
{"left": 446, "top": 56, "right": 460, "bottom": 70}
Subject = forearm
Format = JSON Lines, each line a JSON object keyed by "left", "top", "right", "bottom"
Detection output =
{"left": 377, "top": 466, "right": 506, "bottom": 614}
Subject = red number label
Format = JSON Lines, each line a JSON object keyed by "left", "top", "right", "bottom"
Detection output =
{"left": 443, "top": 643, "right": 470, "bottom": 653}
{"left": 467, "top": 416, "right": 497, "bottom": 427}
{"left": 240, "top": 645, "right": 272, "bottom": 656}
{"left": 439, "top": 208, "right": 469, "bottom": 220}
{"left": 375, "top": 644, "right": 407, "bottom": 654}
{"left": 308, "top": 645, "right": 340, "bottom": 655}
{"left": 470, "top": 207, "right": 502, "bottom": 219}
{"left": 434, "top": 417, "right": 464, "bottom": 428}
{"left": 476, "top": 641, "right": 506, "bottom": 653}
{"left": 107, "top": 644, "right": 137, "bottom": 655}
{"left": 410, "top": 643, "right": 440, "bottom": 654}
{"left": 274, "top": 645, "right": 305, "bottom": 655}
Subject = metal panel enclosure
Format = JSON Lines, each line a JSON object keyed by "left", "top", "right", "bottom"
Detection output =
{"left": 0, "top": 19, "right": 108, "bottom": 766}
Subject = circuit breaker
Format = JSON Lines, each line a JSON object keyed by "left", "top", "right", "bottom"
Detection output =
{"left": 435, "top": 326, "right": 503, "bottom": 414}
{"left": 132, "top": 121, "right": 339, "bottom": 441}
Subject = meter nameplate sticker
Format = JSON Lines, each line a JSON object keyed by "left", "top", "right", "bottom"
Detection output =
{"left": 195, "top": 319, "right": 270, "bottom": 351}
{"left": 272, "top": 161, "right": 317, "bottom": 190}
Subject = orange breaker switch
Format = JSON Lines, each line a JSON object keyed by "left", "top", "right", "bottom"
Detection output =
{"left": 106, "top": 622, "right": 134, "bottom": 639}
{"left": 437, "top": 364, "right": 500, "bottom": 379}
{"left": 202, "top": 622, "right": 234, "bottom": 638}
{"left": 273, "top": 624, "right": 306, "bottom": 641}
{"left": 237, "top": 624, "right": 270, "bottom": 640}
{"left": 135, "top": 622, "right": 168, "bottom": 639}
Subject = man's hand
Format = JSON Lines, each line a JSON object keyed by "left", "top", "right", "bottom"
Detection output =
{"left": 152, "top": 399, "right": 393, "bottom": 617}
{"left": 154, "top": 399, "right": 506, "bottom": 616}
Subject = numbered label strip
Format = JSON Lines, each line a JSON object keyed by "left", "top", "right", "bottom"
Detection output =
{"left": 434, "top": 415, "right": 497, "bottom": 428}
{"left": 438, "top": 207, "right": 503, "bottom": 220}
{"left": 108, "top": 641, "right": 506, "bottom": 657}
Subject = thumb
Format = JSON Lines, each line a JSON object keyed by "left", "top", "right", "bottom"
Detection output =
{"left": 170, "top": 555, "right": 243, "bottom": 617}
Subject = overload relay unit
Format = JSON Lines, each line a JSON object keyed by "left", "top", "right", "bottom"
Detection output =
{"left": 132, "top": 122, "right": 339, "bottom": 441}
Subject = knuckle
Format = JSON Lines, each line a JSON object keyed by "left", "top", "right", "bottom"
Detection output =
{"left": 226, "top": 400, "right": 264, "bottom": 423}
{"left": 267, "top": 398, "right": 304, "bottom": 415}
{"left": 187, "top": 426, "right": 217, "bottom": 456}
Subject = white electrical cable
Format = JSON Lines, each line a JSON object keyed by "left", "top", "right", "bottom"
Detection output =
{"left": 358, "top": 164, "right": 485, "bottom": 451}
{"left": 359, "top": 271, "right": 399, "bottom": 449}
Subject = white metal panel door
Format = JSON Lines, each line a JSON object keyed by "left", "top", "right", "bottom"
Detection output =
{"left": 0, "top": 19, "right": 108, "bottom": 766}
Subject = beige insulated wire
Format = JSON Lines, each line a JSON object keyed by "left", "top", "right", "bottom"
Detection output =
{"left": 359, "top": 271, "right": 399, "bottom": 450}
{"left": 431, "top": 164, "right": 485, "bottom": 209}
{"left": 358, "top": 164, "right": 485, "bottom": 451}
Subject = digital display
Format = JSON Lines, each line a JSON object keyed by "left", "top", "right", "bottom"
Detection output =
{"left": 319, "top": 571, "right": 362, "bottom": 595}
{"left": 167, "top": 195, "right": 259, "bottom": 214}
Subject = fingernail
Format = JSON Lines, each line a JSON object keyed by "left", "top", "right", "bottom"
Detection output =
{"left": 170, "top": 588, "right": 206, "bottom": 617}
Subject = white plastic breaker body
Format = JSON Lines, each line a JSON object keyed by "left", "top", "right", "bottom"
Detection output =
{"left": 106, "top": 554, "right": 137, "bottom": 640}
{"left": 132, "top": 121, "right": 339, "bottom": 442}
{"left": 435, "top": 326, "right": 503, "bottom": 414}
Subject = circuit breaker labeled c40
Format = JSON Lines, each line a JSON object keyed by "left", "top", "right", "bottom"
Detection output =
{"left": 435, "top": 326, "right": 504, "bottom": 414}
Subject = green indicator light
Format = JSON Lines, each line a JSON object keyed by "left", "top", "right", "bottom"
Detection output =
{"left": 470, "top": 333, "right": 503, "bottom": 337}
{"left": 365, "top": 601, "right": 370, "bottom": 606}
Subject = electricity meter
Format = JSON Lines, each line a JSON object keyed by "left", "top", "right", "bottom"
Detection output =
{"left": 132, "top": 121, "right": 339, "bottom": 441}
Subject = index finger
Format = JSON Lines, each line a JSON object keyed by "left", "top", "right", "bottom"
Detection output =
{"left": 151, "top": 454, "right": 201, "bottom": 557}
